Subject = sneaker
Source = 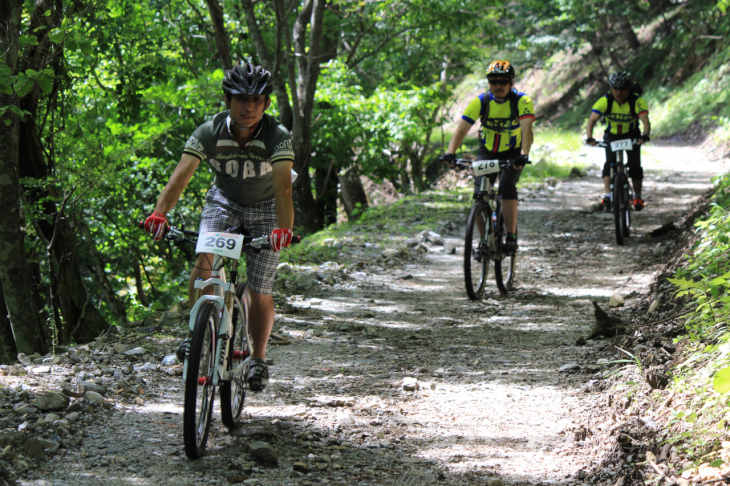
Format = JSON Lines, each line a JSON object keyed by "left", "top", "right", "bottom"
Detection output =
{"left": 601, "top": 195, "right": 611, "bottom": 212}
{"left": 503, "top": 234, "right": 518, "bottom": 254}
{"left": 176, "top": 337, "right": 190, "bottom": 363}
{"left": 247, "top": 358, "right": 269, "bottom": 392}
{"left": 633, "top": 197, "right": 645, "bottom": 211}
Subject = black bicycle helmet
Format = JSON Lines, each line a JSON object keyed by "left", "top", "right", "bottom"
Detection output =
{"left": 486, "top": 60, "right": 515, "bottom": 80}
{"left": 222, "top": 62, "right": 273, "bottom": 96}
{"left": 608, "top": 71, "right": 632, "bottom": 90}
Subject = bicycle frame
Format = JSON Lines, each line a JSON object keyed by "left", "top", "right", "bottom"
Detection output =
{"left": 184, "top": 260, "right": 246, "bottom": 387}
{"left": 140, "top": 223, "right": 300, "bottom": 459}
{"left": 608, "top": 148, "right": 632, "bottom": 194}
{"left": 599, "top": 138, "right": 637, "bottom": 189}
{"left": 593, "top": 139, "right": 637, "bottom": 245}
{"left": 453, "top": 157, "right": 525, "bottom": 298}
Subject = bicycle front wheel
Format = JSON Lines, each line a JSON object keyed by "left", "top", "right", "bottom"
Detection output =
{"left": 220, "top": 283, "right": 251, "bottom": 428}
{"left": 622, "top": 179, "right": 631, "bottom": 238}
{"left": 464, "top": 202, "right": 490, "bottom": 300}
{"left": 494, "top": 203, "right": 516, "bottom": 294}
{"left": 612, "top": 173, "right": 629, "bottom": 245}
{"left": 183, "top": 301, "right": 218, "bottom": 459}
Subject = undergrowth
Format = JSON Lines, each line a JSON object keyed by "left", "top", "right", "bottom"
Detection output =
{"left": 659, "top": 172, "right": 730, "bottom": 471}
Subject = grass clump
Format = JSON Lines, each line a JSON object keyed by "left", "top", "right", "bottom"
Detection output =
{"left": 284, "top": 191, "right": 469, "bottom": 268}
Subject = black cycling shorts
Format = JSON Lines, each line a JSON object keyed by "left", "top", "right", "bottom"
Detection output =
{"left": 602, "top": 133, "right": 643, "bottom": 180}
{"left": 474, "top": 148, "right": 522, "bottom": 200}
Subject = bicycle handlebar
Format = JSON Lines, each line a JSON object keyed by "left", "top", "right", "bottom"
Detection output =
{"left": 442, "top": 157, "right": 531, "bottom": 171}
{"left": 137, "top": 222, "right": 301, "bottom": 249}
{"left": 587, "top": 138, "right": 642, "bottom": 148}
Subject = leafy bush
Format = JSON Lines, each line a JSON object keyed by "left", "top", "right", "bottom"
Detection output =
{"left": 662, "top": 173, "right": 730, "bottom": 463}
{"left": 312, "top": 60, "right": 452, "bottom": 186}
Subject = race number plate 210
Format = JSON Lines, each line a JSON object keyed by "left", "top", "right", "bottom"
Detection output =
{"left": 610, "top": 139, "right": 633, "bottom": 152}
{"left": 472, "top": 160, "right": 501, "bottom": 176}
{"left": 196, "top": 232, "right": 244, "bottom": 260}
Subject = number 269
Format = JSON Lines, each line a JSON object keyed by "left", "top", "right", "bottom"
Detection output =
{"left": 204, "top": 236, "right": 236, "bottom": 250}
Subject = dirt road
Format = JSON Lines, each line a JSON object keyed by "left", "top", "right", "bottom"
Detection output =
{"left": 8, "top": 142, "right": 728, "bottom": 486}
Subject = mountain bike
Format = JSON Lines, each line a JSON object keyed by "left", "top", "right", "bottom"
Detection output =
{"left": 140, "top": 223, "right": 298, "bottom": 459}
{"left": 594, "top": 139, "right": 638, "bottom": 246}
{"left": 449, "top": 157, "right": 528, "bottom": 299}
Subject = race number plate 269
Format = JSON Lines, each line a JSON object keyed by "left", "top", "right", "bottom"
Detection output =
{"left": 196, "top": 232, "right": 244, "bottom": 260}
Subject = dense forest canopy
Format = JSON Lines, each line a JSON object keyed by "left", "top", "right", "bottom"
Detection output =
{"left": 0, "top": 0, "right": 728, "bottom": 361}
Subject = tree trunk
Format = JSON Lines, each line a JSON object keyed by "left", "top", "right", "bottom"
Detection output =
{"left": 0, "top": 282, "right": 19, "bottom": 364}
{"left": 403, "top": 142, "right": 425, "bottom": 193}
{"left": 0, "top": 0, "right": 48, "bottom": 356}
{"left": 205, "top": 0, "right": 233, "bottom": 69}
{"left": 618, "top": 14, "right": 640, "bottom": 50}
{"left": 134, "top": 262, "right": 150, "bottom": 308}
{"left": 80, "top": 223, "right": 127, "bottom": 324}
{"left": 339, "top": 167, "right": 369, "bottom": 221}
{"left": 17, "top": 0, "right": 109, "bottom": 345}
{"left": 398, "top": 156, "right": 412, "bottom": 195}
{"left": 49, "top": 221, "right": 110, "bottom": 343}
{"left": 648, "top": 0, "right": 671, "bottom": 16}
{"left": 245, "top": 0, "right": 327, "bottom": 233}
{"left": 314, "top": 164, "right": 339, "bottom": 228}
{"left": 293, "top": 164, "right": 324, "bottom": 232}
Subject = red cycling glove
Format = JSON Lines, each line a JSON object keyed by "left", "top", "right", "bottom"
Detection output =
{"left": 144, "top": 211, "right": 168, "bottom": 241}
{"left": 269, "top": 228, "right": 293, "bottom": 252}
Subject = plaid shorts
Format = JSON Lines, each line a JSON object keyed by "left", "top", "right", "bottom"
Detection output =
{"left": 198, "top": 186, "right": 280, "bottom": 295}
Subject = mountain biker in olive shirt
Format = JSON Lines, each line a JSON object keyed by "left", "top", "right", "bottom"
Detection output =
{"left": 143, "top": 62, "right": 294, "bottom": 391}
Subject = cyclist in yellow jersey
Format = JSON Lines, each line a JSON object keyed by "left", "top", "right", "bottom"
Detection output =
{"left": 586, "top": 71, "right": 651, "bottom": 211}
{"left": 443, "top": 60, "right": 535, "bottom": 253}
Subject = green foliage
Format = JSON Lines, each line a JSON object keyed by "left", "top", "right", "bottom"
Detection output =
{"left": 712, "top": 367, "right": 730, "bottom": 394}
{"left": 5, "top": 0, "right": 729, "bottom": 348}
{"left": 659, "top": 173, "right": 730, "bottom": 463}
{"left": 651, "top": 46, "right": 730, "bottom": 141}
{"left": 313, "top": 60, "right": 452, "bottom": 183}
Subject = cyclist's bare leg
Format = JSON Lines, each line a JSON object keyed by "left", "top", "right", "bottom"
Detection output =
{"left": 603, "top": 176, "right": 611, "bottom": 194}
{"left": 632, "top": 179, "right": 642, "bottom": 199}
{"left": 188, "top": 253, "right": 215, "bottom": 304}
{"left": 247, "top": 289, "right": 274, "bottom": 360}
{"left": 503, "top": 199, "right": 518, "bottom": 234}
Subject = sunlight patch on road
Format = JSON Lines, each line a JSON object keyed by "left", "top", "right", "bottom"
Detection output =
{"left": 130, "top": 401, "right": 183, "bottom": 416}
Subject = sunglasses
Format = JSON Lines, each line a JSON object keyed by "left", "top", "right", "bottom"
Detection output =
{"left": 489, "top": 79, "right": 511, "bottom": 86}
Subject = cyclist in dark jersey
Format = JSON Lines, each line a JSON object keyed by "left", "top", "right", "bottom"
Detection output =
{"left": 443, "top": 60, "right": 535, "bottom": 253}
{"left": 144, "top": 62, "right": 294, "bottom": 391}
{"left": 586, "top": 71, "right": 651, "bottom": 211}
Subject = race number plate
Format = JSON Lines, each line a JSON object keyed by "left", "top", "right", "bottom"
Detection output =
{"left": 610, "top": 139, "right": 633, "bottom": 152}
{"left": 196, "top": 232, "right": 244, "bottom": 260}
{"left": 472, "top": 160, "right": 501, "bottom": 176}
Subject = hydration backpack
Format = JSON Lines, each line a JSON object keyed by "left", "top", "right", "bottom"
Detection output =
{"left": 480, "top": 89, "right": 523, "bottom": 127}
{"left": 603, "top": 81, "right": 643, "bottom": 119}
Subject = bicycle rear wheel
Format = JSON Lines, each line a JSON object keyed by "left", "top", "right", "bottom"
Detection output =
{"left": 183, "top": 301, "right": 217, "bottom": 459}
{"left": 494, "top": 203, "right": 516, "bottom": 294}
{"left": 612, "top": 172, "right": 629, "bottom": 245}
{"left": 220, "top": 283, "right": 251, "bottom": 428}
{"left": 464, "top": 202, "right": 490, "bottom": 300}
